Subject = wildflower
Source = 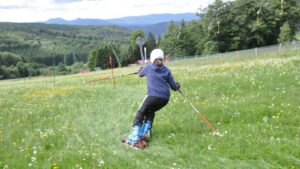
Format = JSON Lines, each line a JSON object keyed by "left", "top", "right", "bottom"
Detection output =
{"left": 212, "top": 131, "right": 224, "bottom": 137}
{"left": 31, "top": 156, "right": 37, "bottom": 162}
{"left": 52, "top": 162, "right": 59, "bottom": 169}
{"left": 234, "top": 112, "right": 240, "bottom": 116}
{"left": 263, "top": 116, "right": 268, "bottom": 123}
{"left": 208, "top": 144, "right": 212, "bottom": 150}
{"left": 98, "top": 160, "right": 104, "bottom": 166}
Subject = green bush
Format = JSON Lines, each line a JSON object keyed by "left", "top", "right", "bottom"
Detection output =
{"left": 0, "top": 52, "right": 22, "bottom": 66}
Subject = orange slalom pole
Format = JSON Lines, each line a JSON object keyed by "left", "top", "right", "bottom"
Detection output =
{"left": 109, "top": 54, "right": 116, "bottom": 88}
{"left": 87, "top": 72, "right": 137, "bottom": 83}
{"left": 178, "top": 89, "right": 217, "bottom": 133}
{"left": 87, "top": 76, "right": 110, "bottom": 83}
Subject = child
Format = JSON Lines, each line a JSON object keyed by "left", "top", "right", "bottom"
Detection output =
{"left": 123, "top": 48, "right": 180, "bottom": 148}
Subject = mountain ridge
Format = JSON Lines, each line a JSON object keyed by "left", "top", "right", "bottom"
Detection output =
{"left": 45, "top": 13, "right": 199, "bottom": 26}
{"left": 44, "top": 13, "right": 200, "bottom": 35}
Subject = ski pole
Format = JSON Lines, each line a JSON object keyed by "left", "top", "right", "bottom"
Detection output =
{"left": 178, "top": 89, "right": 217, "bottom": 133}
{"left": 88, "top": 72, "right": 137, "bottom": 83}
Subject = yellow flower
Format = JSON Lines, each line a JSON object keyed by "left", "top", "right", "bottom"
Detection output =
{"left": 52, "top": 162, "right": 59, "bottom": 169}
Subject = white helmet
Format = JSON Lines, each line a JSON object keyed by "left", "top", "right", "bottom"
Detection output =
{"left": 150, "top": 49, "right": 164, "bottom": 63}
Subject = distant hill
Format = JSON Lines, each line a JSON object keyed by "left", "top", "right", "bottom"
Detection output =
{"left": 126, "top": 22, "right": 171, "bottom": 36}
{"left": 106, "top": 13, "right": 199, "bottom": 26}
{"left": 0, "top": 22, "right": 130, "bottom": 66}
{"left": 45, "top": 13, "right": 200, "bottom": 36}
{"left": 47, "top": 18, "right": 111, "bottom": 25}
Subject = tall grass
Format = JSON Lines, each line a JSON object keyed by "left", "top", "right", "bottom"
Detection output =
{"left": 0, "top": 48, "right": 299, "bottom": 168}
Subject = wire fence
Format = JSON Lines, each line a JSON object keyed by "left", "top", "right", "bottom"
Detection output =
{"left": 168, "top": 41, "right": 300, "bottom": 63}
{"left": 1, "top": 41, "right": 299, "bottom": 86}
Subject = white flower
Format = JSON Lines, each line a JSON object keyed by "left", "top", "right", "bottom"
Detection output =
{"left": 208, "top": 144, "right": 212, "bottom": 150}
{"left": 263, "top": 116, "right": 268, "bottom": 123}
{"left": 168, "top": 133, "right": 175, "bottom": 138}
{"left": 31, "top": 157, "right": 37, "bottom": 162}
{"left": 212, "top": 131, "right": 224, "bottom": 137}
{"left": 98, "top": 160, "right": 104, "bottom": 167}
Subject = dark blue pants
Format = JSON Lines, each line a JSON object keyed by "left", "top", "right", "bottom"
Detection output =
{"left": 133, "top": 96, "right": 169, "bottom": 127}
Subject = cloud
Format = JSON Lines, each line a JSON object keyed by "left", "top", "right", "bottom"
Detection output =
{"left": 0, "top": 5, "right": 26, "bottom": 9}
{"left": 53, "top": 0, "right": 100, "bottom": 3}
{"left": 0, "top": 0, "right": 221, "bottom": 22}
{"left": 53, "top": 0, "right": 82, "bottom": 3}
{"left": 0, "top": 0, "right": 30, "bottom": 9}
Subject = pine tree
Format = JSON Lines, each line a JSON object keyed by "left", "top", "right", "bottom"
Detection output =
{"left": 160, "top": 21, "right": 180, "bottom": 59}
{"left": 145, "top": 32, "right": 156, "bottom": 59}
{"left": 128, "top": 30, "right": 145, "bottom": 63}
{"left": 278, "top": 21, "right": 292, "bottom": 44}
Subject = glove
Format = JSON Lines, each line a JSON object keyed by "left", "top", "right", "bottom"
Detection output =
{"left": 137, "top": 67, "right": 144, "bottom": 73}
{"left": 176, "top": 82, "right": 181, "bottom": 90}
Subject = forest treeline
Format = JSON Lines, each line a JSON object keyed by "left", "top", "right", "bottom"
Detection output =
{"left": 1, "top": 0, "right": 299, "bottom": 80}
{"left": 0, "top": 23, "right": 131, "bottom": 79}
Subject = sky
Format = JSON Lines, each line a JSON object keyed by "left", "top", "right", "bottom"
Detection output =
{"left": 0, "top": 0, "right": 226, "bottom": 23}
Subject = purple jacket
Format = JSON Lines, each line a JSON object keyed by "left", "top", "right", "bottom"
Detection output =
{"left": 138, "top": 64, "right": 178, "bottom": 100}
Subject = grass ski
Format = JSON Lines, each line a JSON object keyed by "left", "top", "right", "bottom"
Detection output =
{"left": 121, "top": 139, "right": 148, "bottom": 150}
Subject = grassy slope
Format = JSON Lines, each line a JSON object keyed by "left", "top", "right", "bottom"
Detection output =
{"left": 0, "top": 48, "right": 299, "bottom": 168}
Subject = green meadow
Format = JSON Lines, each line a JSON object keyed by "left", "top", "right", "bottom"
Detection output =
{"left": 0, "top": 47, "right": 299, "bottom": 169}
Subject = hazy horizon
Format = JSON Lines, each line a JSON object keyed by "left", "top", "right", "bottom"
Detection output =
{"left": 0, "top": 0, "right": 231, "bottom": 23}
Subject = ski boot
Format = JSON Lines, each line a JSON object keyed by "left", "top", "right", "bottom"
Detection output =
{"left": 140, "top": 120, "right": 152, "bottom": 142}
{"left": 122, "top": 125, "right": 145, "bottom": 149}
